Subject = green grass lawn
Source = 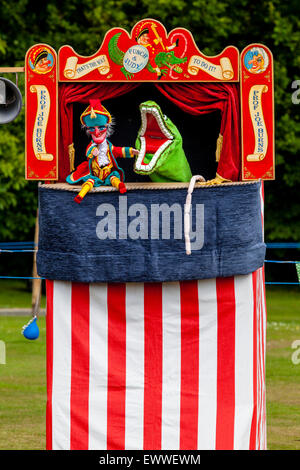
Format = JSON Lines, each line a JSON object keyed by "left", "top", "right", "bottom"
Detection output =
{"left": 0, "top": 285, "right": 299, "bottom": 450}
{"left": 0, "top": 316, "right": 46, "bottom": 450}
{"left": 265, "top": 287, "right": 300, "bottom": 450}
{"left": 0, "top": 280, "right": 46, "bottom": 309}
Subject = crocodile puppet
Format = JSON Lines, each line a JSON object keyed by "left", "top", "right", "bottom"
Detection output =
{"left": 134, "top": 101, "right": 192, "bottom": 182}
{"left": 108, "top": 33, "right": 187, "bottom": 80}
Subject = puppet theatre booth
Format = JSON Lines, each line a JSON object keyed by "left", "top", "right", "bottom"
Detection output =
{"left": 25, "top": 20, "right": 274, "bottom": 450}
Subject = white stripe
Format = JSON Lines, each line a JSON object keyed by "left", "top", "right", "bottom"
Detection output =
{"left": 261, "top": 269, "right": 267, "bottom": 450}
{"left": 234, "top": 274, "right": 254, "bottom": 450}
{"left": 125, "top": 283, "right": 144, "bottom": 450}
{"left": 52, "top": 281, "right": 72, "bottom": 450}
{"left": 88, "top": 283, "right": 108, "bottom": 450}
{"left": 197, "top": 278, "right": 218, "bottom": 450}
{"left": 161, "top": 282, "right": 181, "bottom": 450}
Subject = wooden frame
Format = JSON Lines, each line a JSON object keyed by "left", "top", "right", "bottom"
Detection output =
{"left": 23, "top": 19, "right": 275, "bottom": 182}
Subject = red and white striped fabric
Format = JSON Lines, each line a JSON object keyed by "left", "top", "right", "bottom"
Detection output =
{"left": 46, "top": 269, "right": 266, "bottom": 450}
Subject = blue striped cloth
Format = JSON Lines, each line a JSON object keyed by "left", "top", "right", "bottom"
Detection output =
{"left": 37, "top": 182, "right": 265, "bottom": 283}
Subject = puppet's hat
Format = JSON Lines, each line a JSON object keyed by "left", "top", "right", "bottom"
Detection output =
{"left": 80, "top": 99, "right": 112, "bottom": 128}
{"left": 135, "top": 21, "right": 150, "bottom": 41}
{"left": 32, "top": 46, "right": 49, "bottom": 67}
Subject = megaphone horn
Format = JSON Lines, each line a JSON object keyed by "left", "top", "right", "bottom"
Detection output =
{"left": 0, "top": 77, "right": 22, "bottom": 124}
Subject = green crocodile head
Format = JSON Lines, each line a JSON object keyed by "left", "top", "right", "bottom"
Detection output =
{"left": 155, "top": 51, "right": 187, "bottom": 73}
{"left": 134, "top": 100, "right": 192, "bottom": 182}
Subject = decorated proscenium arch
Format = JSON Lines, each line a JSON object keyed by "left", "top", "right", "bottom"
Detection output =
{"left": 25, "top": 19, "right": 274, "bottom": 183}
{"left": 58, "top": 19, "right": 239, "bottom": 82}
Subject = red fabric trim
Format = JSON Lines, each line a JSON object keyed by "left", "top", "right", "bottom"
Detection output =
{"left": 107, "top": 143, "right": 125, "bottom": 182}
{"left": 107, "top": 283, "right": 126, "bottom": 450}
{"left": 111, "top": 145, "right": 125, "bottom": 158}
{"left": 215, "top": 276, "right": 236, "bottom": 450}
{"left": 179, "top": 280, "right": 199, "bottom": 450}
{"left": 249, "top": 270, "right": 258, "bottom": 449}
{"left": 46, "top": 280, "right": 53, "bottom": 450}
{"left": 70, "top": 161, "right": 90, "bottom": 182}
{"left": 70, "top": 283, "right": 90, "bottom": 450}
{"left": 143, "top": 282, "right": 163, "bottom": 450}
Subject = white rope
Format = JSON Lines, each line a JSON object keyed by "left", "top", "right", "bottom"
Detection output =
{"left": 184, "top": 175, "right": 206, "bottom": 255}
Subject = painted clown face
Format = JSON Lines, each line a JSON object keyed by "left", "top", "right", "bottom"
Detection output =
{"left": 248, "top": 53, "right": 264, "bottom": 73}
{"left": 87, "top": 125, "right": 108, "bottom": 145}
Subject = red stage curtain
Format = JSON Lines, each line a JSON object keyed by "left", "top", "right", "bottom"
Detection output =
{"left": 59, "top": 83, "right": 139, "bottom": 181}
{"left": 156, "top": 83, "right": 240, "bottom": 181}
{"left": 59, "top": 82, "right": 240, "bottom": 182}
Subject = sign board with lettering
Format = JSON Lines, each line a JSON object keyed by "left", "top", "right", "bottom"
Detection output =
{"left": 58, "top": 19, "right": 239, "bottom": 83}
{"left": 240, "top": 44, "right": 274, "bottom": 180}
{"left": 25, "top": 44, "right": 58, "bottom": 180}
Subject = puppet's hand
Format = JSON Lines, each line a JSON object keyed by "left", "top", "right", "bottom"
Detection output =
{"left": 92, "top": 148, "right": 99, "bottom": 157}
{"left": 131, "top": 148, "right": 139, "bottom": 156}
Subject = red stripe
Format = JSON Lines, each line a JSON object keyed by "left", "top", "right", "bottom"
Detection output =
{"left": 215, "top": 277, "right": 236, "bottom": 450}
{"left": 143, "top": 283, "right": 163, "bottom": 450}
{"left": 107, "top": 283, "right": 126, "bottom": 450}
{"left": 46, "top": 280, "right": 53, "bottom": 450}
{"left": 70, "top": 283, "right": 90, "bottom": 450}
{"left": 249, "top": 270, "right": 258, "bottom": 449}
{"left": 179, "top": 280, "right": 199, "bottom": 450}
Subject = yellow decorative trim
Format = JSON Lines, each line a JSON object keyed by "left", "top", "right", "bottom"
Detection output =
{"left": 90, "top": 107, "right": 96, "bottom": 119}
{"left": 80, "top": 104, "right": 112, "bottom": 125}
{"left": 199, "top": 173, "right": 232, "bottom": 185}
{"left": 68, "top": 142, "right": 75, "bottom": 172}
{"left": 110, "top": 175, "right": 120, "bottom": 189}
{"left": 91, "top": 158, "right": 113, "bottom": 180}
{"left": 215, "top": 133, "right": 223, "bottom": 162}
{"left": 215, "top": 172, "right": 232, "bottom": 182}
{"left": 78, "top": 179, "right": 94, "bottom": 199}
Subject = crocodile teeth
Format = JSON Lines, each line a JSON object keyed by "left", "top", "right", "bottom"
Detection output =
{"left": 135, "top": 106, "right": 173, "bottom": 172}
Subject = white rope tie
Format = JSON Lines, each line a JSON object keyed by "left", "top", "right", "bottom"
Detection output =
{"left": 184, "top": 175, "right": 206, "bottom": 255}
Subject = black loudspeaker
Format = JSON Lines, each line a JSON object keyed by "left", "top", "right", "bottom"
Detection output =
{"left": 0, "top": 77, "right": 22, "bottom": 124}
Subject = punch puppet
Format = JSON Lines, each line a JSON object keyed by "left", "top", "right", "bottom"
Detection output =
{"left": 66, "top": 99, "right": 138, "bottom": 203}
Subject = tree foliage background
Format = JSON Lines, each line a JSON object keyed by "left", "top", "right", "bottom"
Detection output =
{"left": 0, "top": 0, "right": 299, "bottom": 244}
